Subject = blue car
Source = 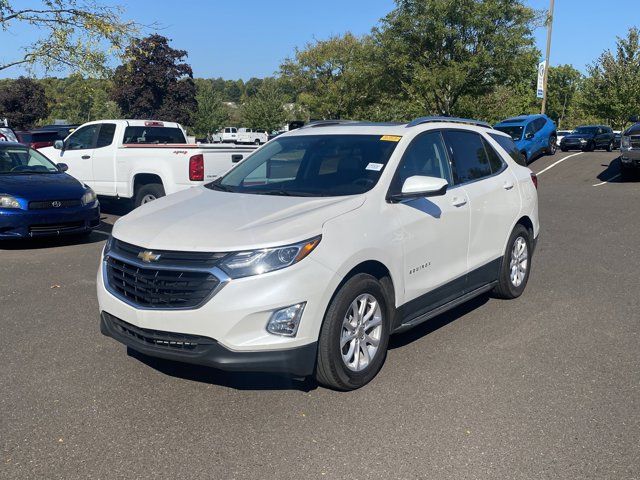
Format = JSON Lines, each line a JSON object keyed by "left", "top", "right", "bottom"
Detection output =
{"left": 0, "top": 142, "right": 100, "bottom": 239}
{"left": 494, "top": 114, "right": 557, "bottom": 164}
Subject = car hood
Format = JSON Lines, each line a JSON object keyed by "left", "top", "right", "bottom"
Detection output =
{"left": 0, "top": 173, "right": 85, "bottom": 200}
{"left": 112, "top": 187, "right": 366, "bottom": 252}
{"left": 563, "top": 133, "right": 593, "bottom": 140}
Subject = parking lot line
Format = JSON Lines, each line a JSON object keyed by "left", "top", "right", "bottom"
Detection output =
{"left": 592, "top": 173, "right": 621, "bottom": 187}
{"left": 536, "top": 152, "right": 583, "bottom": 175}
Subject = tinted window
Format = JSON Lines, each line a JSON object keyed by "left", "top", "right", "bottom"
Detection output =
{"left": 96, "top": 123, "right": 116, "bottom": 148}
{"left": 482, "top": 137, "right": 505, "bottom": 173}
{"left": 489, "top": 133, "right": 526, "bottom": 166}
{"left": 533, "top": 118, "right": 546, "bottom": 132}
{"left": 122, "top": 126, "right": 186, "bottom": 144}
{"left": 390, "top": 131, "right": 451, "bottom": 193}
{"left": 217, "top": 135, "right": 399, "bottom": 197}
{"left": 574, "top": 126, "right": 598, "bottom": 135}
{"left": 66, "top": 124, "right": 99, "bottom": 150}
{"left": 443, "top": 130, "right": 492, "bottom": 184}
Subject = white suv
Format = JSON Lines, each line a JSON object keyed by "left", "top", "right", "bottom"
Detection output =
{"left": 98, "top": 117, "right": 539, "bottom": 390}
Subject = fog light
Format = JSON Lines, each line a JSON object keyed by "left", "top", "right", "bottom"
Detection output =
{"left": 267, "top": 303, "right": 306, "bottom": 337}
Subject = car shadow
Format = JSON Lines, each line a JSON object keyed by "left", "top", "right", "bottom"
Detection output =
{"left": 598, "top": 156, "right": 639, "bottom": 183}
{"left": 126, "top": 348, "right": 318, "bottom": 392}
{"left": 389, "top": 293, "right": 490, "bottom": 350}
{"left": 0, "top": 216, "right": 112, "bottom": 250}
{"left": 97, "top": 197, "right": 134, "bottom": 216}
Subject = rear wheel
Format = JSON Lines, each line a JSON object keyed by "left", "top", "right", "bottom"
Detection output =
{"left": 134, "top": 183, "right": 165, "bottom": 208}
{"left": 316, "top": 274, "right": 391, "bottom": 390}
{"left": 493, "top": 224, "right": 533, "bottom": 299}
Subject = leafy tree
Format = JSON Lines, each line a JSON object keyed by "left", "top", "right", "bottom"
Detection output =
{"left": 372, "top": 0, "right": 540, "bottom": 117}
{"left": 545, "top": 65, "right": 583, "bottom": 128}
{"left": 581, "top": 27, "right": 640, "bottom": 130}
{"left": 0, "top": 77, "right": 49, "bottom": 129}
{"left": 111, "top": 34, "right": 197, "bottom": 125}
{"left": 280, "top": 33, "right": 376, "bottom": 119}
{"left": 0, "top": 0, "right": 136, "bottom": 75}
{"left": 223, "top": 80, "right": 244, "bottom": 103}
{"left": 244, "top": 77, "right": 264, "bottom": 98}
{"left": 192, "top": 78, "right": 229, "bottom": 137}
{"left": 240, "top": 79, "right": 286, "bottom": 132}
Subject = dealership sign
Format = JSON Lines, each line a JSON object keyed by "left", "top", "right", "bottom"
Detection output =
{"left": 536, "top": 61, "right": 546, "bottom": 99}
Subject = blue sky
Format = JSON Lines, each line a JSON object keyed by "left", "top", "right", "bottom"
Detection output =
{"left": 1, "top": 0, "right": 638, "bottom": 79}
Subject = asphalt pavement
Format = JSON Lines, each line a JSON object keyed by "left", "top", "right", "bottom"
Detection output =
{"left": 1, "top": 150, "right": 638, "bottom": 479}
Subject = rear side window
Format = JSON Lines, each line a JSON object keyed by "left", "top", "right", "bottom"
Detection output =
{"left": 489, "top": 133, "right": 526, "bottom": 166}
{"left": 122, "top": 126, "right": 186, "bottom": 144}
{"left": 443, "top": 130, "right": 492, "bottom": 184}
{"left": 481, "top": 138, "right": 505, "bottom": 173}
{"left": 96, "top": 123, "right": 116, "bottom": 148}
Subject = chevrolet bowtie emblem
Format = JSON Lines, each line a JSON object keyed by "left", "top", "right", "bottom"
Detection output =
{"left": 138, "top": 250, "right": 161, "bottom": 263}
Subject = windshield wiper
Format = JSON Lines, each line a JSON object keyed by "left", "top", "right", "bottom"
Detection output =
{"left": 206, "top": 181, "right": 235, "bottom": 192}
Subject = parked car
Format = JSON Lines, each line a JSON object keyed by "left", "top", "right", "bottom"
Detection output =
{"left": 0, "top": 142, "right": 100, "bottom": 239}
{"left": 98, "top": 116, "right": 539, "bottom": 390}
{"left": 620, "top": 122, "right": 640, "bottom": 179}
{"left": 33, "top": 124, "right": 79, "bottom": 139}
{"left": 556, "top": 130, "right": 573, "bottom": 144}
{"left": 0, "top": 119, "right": 18, "bottom": 143}
{"left": 559, "top": 125, "right": 615, "bottom": 152}
{"left": 15, "top": 130, "right": 61, "bottom": 149}
{"left": 237, "top": 128, "right": 268, "bottom": 145}
{"left": 39, "top": 120, "right": 257, "bottom": 208}
{"left": 211, "top": 127, "right": 239, "bottom": 143}
{"left": 613, "top": 130, "right": 622, "bottom": 149}
{"left": 494, "top": 114, "right": 557, "bottom": 164}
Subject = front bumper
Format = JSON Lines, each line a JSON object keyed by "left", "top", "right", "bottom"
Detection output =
{"left": 100, "top": 312, "right": 317, "bottom": 375}
{"left": 620, "top": 149, "right": 640, "bottom": 168}
{"left": 0, "top": 202, "right": 100, "bottom": 239}
{"left": 560, "top": 140, "right": 588, "bottom": 150}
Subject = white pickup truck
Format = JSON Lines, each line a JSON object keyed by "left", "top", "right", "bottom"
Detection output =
{"left": 236, "top": 128, "right": 268, "bottom": 145}
{"left": 39, "top": 120, "right": 257, "bottom": 207}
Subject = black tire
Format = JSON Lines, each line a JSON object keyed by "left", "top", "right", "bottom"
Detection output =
{"left": 606, "top": 141, "right": 613, "bottom": 152}
{"left": 254, "top": 138, "right": 260, "bottom": 145}
{"left": 582, "top": 141, "right": 594, "bottom": 152}
{"left": 547, "top": 136, "right": 557, "bottom": 155}
{"left": 492, "top": 224, "right": 533, "bottom": 300}
{"left": 134, "top": 183, "right": 165, "bottom": 208}
{"left": 316, "top": 274, "right": 392, "bottom": 391}
{"left": 560, "top": 146, "right": 568, "bottom": 152}
{"left": 520, "top": 151, "right": 529, "bottom": 165}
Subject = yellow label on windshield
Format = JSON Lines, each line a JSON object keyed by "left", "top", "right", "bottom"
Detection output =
{"left": 380, "top": 135, "right": 402, "bottom": 142}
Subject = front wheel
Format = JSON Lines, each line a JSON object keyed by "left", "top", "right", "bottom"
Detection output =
{"left": 606, "top": 141, "right": 613, "bottom": 152}
{"left": 547, "top": 136, "right": 557, "bottom": 155}
{"left": 316, "top": 274, "right": 391, "bottom": 390}
{"left": 493, "top": 224, "right": 533, "bottom": 299}
{"left": 134, "top": 183, "right": 165, "bottom": 208}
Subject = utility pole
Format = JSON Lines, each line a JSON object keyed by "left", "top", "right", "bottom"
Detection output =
{"left": 541, "top": 0, "right": 555, "bottom": 114}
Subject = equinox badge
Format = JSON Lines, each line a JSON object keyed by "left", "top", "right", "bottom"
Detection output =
{"left": 138, "top": 250, "right": 161, "bottom": 263}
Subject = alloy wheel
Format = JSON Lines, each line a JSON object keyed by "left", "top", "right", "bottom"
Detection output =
{"left": 340, "top": 293, "right": 383, "bottom": 372}
{"left": 509, "top": 236, "right": 528, "bottom": 287}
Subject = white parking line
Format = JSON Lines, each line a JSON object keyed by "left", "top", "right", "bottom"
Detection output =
{"left": 536, "top": 152, "right": 583, "bottom": 175}
{"left": 592, "top": 173, "right": 621, "bottom": 187}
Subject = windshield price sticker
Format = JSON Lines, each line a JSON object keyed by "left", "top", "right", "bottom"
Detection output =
{"left": 366, "top": 163, "right": 384, "bottom": 171}
{"left": 380, "top": 135, "right": 402, "bottom": 142}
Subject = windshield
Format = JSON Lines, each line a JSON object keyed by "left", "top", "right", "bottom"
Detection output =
{"left": 574, "top": 126, "right": 598, "bottom": 135}
{"left": 212, "top": 134, "right": 399, "bottom": 197}
{"left": 123, "top": 126, "right": 186, "bottom": 144}
{"left": 494, "top": 125, "right": 523, "bottom": 141}
{"left": 0, "top": 146, "right": 59, "bottom": 174}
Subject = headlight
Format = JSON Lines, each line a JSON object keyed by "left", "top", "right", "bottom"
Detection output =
{"left": 219, "top": 236, "right": 321, "bottom": 279}
{"left": 579, "top": 138, "right": 587, "bottom": 143}
{"left": 621, "top": 136, "right": 631, "bottom": 148}
{"left": 0, "top": 194, "right": 20, "bottom": 209}
{"left": 81, "top": 186, "right": 97, "bottom": 206}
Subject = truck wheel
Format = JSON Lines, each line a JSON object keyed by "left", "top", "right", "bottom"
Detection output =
{"left": 134, "top": 183, "right": 165, "bottom": 208}
{"left": 493, "top": 224, "right": 533, "bottom": 300}
{"left": 316, "top": 274, "right": 391, "bottom": 390}
{"left": 254, "top": 139, "right": 261, "bottom": 145}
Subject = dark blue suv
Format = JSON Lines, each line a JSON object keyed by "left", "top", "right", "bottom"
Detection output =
{"left": 494, "top": 114, "right": 557, "bottom": 164}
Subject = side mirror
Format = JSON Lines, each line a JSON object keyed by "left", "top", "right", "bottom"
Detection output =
{"left": 54, "top": 140, "right": 64, "bottom": 150}
{"left": 57, "top": 163, "right": 68, "bottom": 172}
{"left": 525, "top": 132, "right": 535, "bottom": 140}
{"left": 389, "top": 176, "right": 448, "bottom": 202}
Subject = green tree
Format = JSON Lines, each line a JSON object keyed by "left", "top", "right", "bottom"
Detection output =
{"left": 581, "top": 27, "right": 640, "bottom": 130}
{"left": 280, "top": 33, "right": 376, "bottom": 119}
{"left": 372, "top": 0, "right": 540, "bottom": 117}
{"left": 111, "top": 34, "right": 197, "bottom": 126}
{"left": 240, "top": 79, "right": 286, "bottom": 132}
{"left": 192, "top": 78, "right": 229, "bottom": 137}
{"left": 545, "top": 65, "right": 583, "bottom": 128}
{"left": 0, "top": 77, "right": 49, "bottom": 129}
{"left": 0, "top": 0, "right": 136, "bottom": 75}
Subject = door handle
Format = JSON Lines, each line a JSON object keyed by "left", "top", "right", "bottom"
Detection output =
{"left": 232, "top": 154, "right": 243, "bottom": 163}
{"left": 82, "top": 155, "right": 91, "bottom": 160}
{"left": 503, "top": 181, "right": 514, "bottom": 190}
{"left": 451, "top": 196, "right": 467, "bottom": 207}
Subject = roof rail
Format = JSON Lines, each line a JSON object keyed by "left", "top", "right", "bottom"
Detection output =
{"left": 300, "top": 119, "right": 362, "bottom": 129}
{"left": 406, "top": 116, "right": 492, "bottom": 129}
